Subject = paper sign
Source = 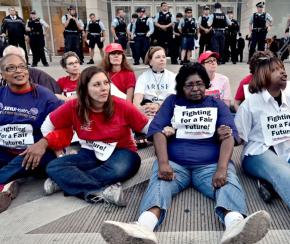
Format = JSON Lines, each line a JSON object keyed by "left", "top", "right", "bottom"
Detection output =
{"left": 80, "top": 140, "right": 117, "bottom": 161}
{"left": 261, "top": 112, "right": 290, "bottom": 146}
{"left": 0, "top": 124, "right": 34, "bottom": 148}
{"left": 172, "top": 106, "right": 218, "bottom": 139}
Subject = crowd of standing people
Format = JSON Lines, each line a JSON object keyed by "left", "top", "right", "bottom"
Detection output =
{"left": 0, "top": 2, "right": 290, "bottom": 244}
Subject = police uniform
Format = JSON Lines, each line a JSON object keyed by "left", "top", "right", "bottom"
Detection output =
{"left": 87, "top": 19, "right": 105, "bottom": 50}
{"left": 133, "top": 9, "right": 154, "bottom": 65}
{"left": 155, "top": 11, "right": 173, "bottom": 58}
{"left": 112, "top": 16, "right": 127, "bottom": 50}
{"left": 27, "top": 15, "right": 48, "bottom": 66}
{"left": 1, "top": 14, "right": 28, "bottom": 63}
{"left": 249, "top": 2, "right": 273, "bottom": 60}
{"left": 170, "top": 16, "right": 182, "bottom": 64}
{"left": 198, "top": 6, "right": 212, "bottom": 56}
{"left": 62, "top": 8, "right": 84, "bottom": 60}
{"left": 208, "top": 3, "right": 231, "bottom": 63}
{"left": 179, "top": 17, "right": 198, "bottom": 51}
{"left": 127, "top": 16, "right": 137, "bottom": 62}
{"left": 224, "top": 12, "right": 239, "bottom": 64}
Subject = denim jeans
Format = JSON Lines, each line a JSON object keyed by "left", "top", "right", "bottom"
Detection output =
{"left": 211, "top": 30, "right": 225, "bottom": 62}
{"left": 139, "top": 160, "right": 247, "bottom": 228}
{"left": 0, "top": 149, "right": 56, "bottom": 184}
{"left": 243, "top": 149, "right": 290, "bottom": 208}
{"left": 46, "top": 148, "right": 141, "bottom": 200}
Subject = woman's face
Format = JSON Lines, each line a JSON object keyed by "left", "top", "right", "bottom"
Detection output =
{"left": 109, "top": 51, "right": 123, "bottom": 66}
{"left": 269, "top": 64, "right": 287, "bottom": 91}
{"left": 183, "top": 73, "right": 206, "bottom": 101}
{"left": 65, "top": 56, "right": 80, "bottom": 75}
{"left": 1, "top": 55, "right": 29, "bottom": 89}
{"left": 88, "top": 72, "right": 110, "bottom": 105}
{"left": 203, "top": 56, "right": 218, "bottom": 74}
{"left": 149, "top": 49, "right": 166, "bottom": 71}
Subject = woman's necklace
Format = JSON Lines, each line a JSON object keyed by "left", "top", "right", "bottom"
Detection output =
{"left": 151, "top": 69, "right": 165, "bottom": 98}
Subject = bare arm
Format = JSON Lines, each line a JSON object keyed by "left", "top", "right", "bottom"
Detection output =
{"left": 126, "top": 87, "right": 134, "bottom": 102}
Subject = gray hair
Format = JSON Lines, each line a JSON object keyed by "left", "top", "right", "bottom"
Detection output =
{"left": 3, "top": 45, "right": 26, "bottom": 61}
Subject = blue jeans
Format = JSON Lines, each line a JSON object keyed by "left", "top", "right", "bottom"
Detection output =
{"left": 0, "top": 149, "right": 56, "bottom": 184}
{"left": 211, "top": 30, "right": 225, "bottom": 62}
{"left": 46, "top": 148, "right": 141, "bottom": 200}
{"left": 134, "top": 35, "right": 150, "bottom": 63}
{"left": 243, "top": 150, "right": 290, "bottom": 208}
{"left": 139, "top": 160, "right": 247, "bottom": 227}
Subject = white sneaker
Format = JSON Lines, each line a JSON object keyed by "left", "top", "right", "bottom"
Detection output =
{"left": 101, "top": 221, "right": 158, "bottom": 244}
{"left": 220, "top": 210, "right": 271, "bottom": 244}
{"left": 44, "top": 178, "right": 61, "bottom": 195}
{"left": 90, "top": 183, "right": 127, "bottom": 207}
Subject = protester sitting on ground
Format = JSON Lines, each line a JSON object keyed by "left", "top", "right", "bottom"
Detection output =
{"left": 234, "top": 51, "right": 275, "bottom": 111}
{"left": 56, "top": 51, "right": 81, "bottom": 101}
{"left": 0, "top": 53, "right": 62, "bottom": 213}
{"left": 198, "top": 51, "right": 231, "bottom": 107}
{"left": 101, "top": 43, "right": 136, "bottom": 102}
{"left": 32, "top": 66, "right": 149, "bottom": 205}
{"left": 133, "top": 46, "right": 176, "bottom": 118}
{"left": 235, "top": 56, "right": 290, "bottom": 208}
{"left": 0, "top": 45, "right": 62, "bottom": 94}
{"left": 100, "top": 62, "right": 271, "bottom": 244}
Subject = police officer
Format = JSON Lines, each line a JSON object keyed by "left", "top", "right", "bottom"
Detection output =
{"left": 248, "top": 2, "right": 273, "bottom": 61}
{"left": 178, "top": 7, "right": 198, "bottom": 64}
{"left": 170, "top": 13, "right": 183, "bottom": 64}
{"left": 1, "top": 7, "right": 29, "bottom": 63}
{"left": 127, "top": 13, "right": 138, "bottom": 62}
{"left": 26, "top": 10, "right": 49, "bottom": 67}
{"left": 111, "top": 8, "right": 127, "bottom": 50}
{"left": 154, "top": 2, "right": 174, "bottom": 63}
{"left": 198, "top": 5, "right": 212, "bottom": 56}
{"left": 207, "top": 2, "right": 231, "bottom": 64}
{"left": 132, "top": 7, "right": 154, "bottom": 65}
{"left": 62, "top": 5, "right": 84, "bottom": 62}
{"left": 224, "top": 10, "right": 239, "bottom": 64}
{"left": 86, "top": 13, "right": 106, "bottom": 64}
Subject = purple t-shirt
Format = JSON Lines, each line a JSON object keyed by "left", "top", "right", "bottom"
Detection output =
{"left": 147, "top": 94, "right": 238, "bottom": 165}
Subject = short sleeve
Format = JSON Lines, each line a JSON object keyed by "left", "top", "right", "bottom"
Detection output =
{"left": 222, "top": 77, "right": 232, "bottom": 101}
{"left": 61, "top": 15, "right": 67, "bottom": 24}
{"left": 134, "top": 72, "right": 146, "bottom": 95}
{"left": 49, "top": 100, "right": 75, "bottom": 129}
{"left": 147, "top": 95, "right": 175, "bottom": 140}
{"left": 99, "top": 21, "right": 106, "bottom": 31}
{"left": 124, "top": 101, "right": 148, "bottom": 132}
{"left": 111, "top": 18, "right": 118, "bottom": 27}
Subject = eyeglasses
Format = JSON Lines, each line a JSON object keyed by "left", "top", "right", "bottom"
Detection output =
{"left": 4, "top": 64, "right": 28, "bottom": 72}
{"left": 204, "top": 58, "right": 217, "bottom": 64}
{"left": 184, "top": 82, "right": 205, "bottom": 90}
{"left": 67, "top": 60, "right": 80, "bottom": 66}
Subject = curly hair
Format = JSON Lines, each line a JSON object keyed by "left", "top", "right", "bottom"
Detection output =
{"left": 175, "top": 62, "right": 210, "bottom": 96}
{"left": 60, "top": 51, "right": 80, "bottom": 69}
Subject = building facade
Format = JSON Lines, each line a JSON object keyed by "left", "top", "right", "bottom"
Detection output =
{"left": 0, "top": 0, "right": 289, "bottom": 55}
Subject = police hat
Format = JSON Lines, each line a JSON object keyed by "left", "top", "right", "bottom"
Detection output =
{"left": 68, "top": 5, "right": 76, "bottom": 10}
{"left": 214, "top": 2, "right": 222, "bottom": 9}
{"left": 227, "top": 10, "right": 233, "bottom": 14}
{"left": 256, "top": 2, "right": 265, "bottom": 8}
{"left": 203, "top": 5, "right": 210, "bottom": 11}
{"left": 136, "top": 7, "right": 145, "bottom": 13}
{"left": 185, "top": 7, "right": 192, "bottom": 13}
{"left": 176, "top": 13, "right": 183, "bottom": 18}
{"left": 30, "top": 10, "right": 36, "bottom": 14}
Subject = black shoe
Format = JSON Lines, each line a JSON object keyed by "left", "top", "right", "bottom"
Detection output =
{"left": 31, "top": 64, "right": 37, "bottom": 67}
{"left": 80, "top": 61, "right": 84, "bottom": 65}
{"left": 87, "top": 59, "right": 94, "bottom": 64}
{"left": 133, "top": 62, "right": 140, "bottom": 65}
{"left": 257, "top": 179, "right": 273, "bottom": 203}
{"left": 232, "top": 62, "right": 236, "bottom": 64}
{"left": 43, "top": 63, "right": 49, "bottom": 67}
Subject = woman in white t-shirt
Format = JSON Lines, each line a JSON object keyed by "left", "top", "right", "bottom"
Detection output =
{"left": 235, "top": 56, "right": 290, "bottom": 208}
{"left": 133, "top": 46, "right": 176, "bottom": 118}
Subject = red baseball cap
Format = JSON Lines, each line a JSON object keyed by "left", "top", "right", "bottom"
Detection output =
{"left": 198, "top": 51, "right": 220, "bottom": 63}
{"left": 104, "top": 43, "right": 123, "bottom": 54}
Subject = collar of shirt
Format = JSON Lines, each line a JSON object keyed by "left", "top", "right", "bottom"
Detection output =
{"left": 10, "top": 15, "right": 16, "bottom": 20}
{"left": 261, "top": 89, "right": 289, "bottom": 110}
